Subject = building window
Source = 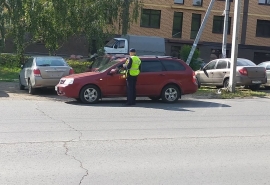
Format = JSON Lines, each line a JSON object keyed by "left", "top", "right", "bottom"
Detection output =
{"left": 258, "top": 0, "right": 270, "bottom": 5}
{"left": 174, "top": 0, "right": 184, "bottom": 4}
{"left": 193, "top": 0, "right": 203, "bottom": 6}
{"left": 190, "top": 14, "right": 201, "bottom": 39}
{"left": 140, "top": 9, "right": 161, "bottom": 28}
{"left": 256, "top": 20, "right": 270, "bottom": 38}
{"left": 212, "top": 16, "right": 231, "bottom": 34}
{"left": 172, "top": 12, "right": 183, "bottom": 38}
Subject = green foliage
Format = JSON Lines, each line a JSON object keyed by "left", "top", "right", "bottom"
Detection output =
{"left": 0, "top": 66, "right": 20, "bottom": 81}
{"left": 180, "top": 45, "right": 202, "bottom": 71}
{"left": 67, "top": 60, "right": 92, "bottom": 74}
{"left": 0, "top": 53, "right": 21, "bottom": 67}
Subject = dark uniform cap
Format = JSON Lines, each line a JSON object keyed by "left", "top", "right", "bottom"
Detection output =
{"left": 129, "top": 48, "right": 136, "bottom": 52}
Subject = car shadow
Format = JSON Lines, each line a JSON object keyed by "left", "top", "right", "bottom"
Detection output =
{"left": 65, "top": 99, "right": 231, "bottom": 112}
{"left": 0, "top": 90, "right": 9, "bottom": 97}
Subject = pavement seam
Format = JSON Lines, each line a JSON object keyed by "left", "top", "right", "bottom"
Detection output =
{"left": 34, "top": 102, "right": 89, "bottom": 185}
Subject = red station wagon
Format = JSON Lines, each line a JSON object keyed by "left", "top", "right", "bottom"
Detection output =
{"left": 55, "top": 56, "right": 198, "bottom": 104}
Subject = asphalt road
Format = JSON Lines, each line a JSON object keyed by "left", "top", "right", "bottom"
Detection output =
{"left": 1, "top": 97, "right": 270, "bottom": 185}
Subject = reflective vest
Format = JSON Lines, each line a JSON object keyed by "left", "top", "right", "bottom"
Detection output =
{"left": 126, "top": 56, "right": 141, "bottom": 77}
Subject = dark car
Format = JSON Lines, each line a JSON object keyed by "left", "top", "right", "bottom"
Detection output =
{"left": 195, "top": 58, "right": 267, "bottom": 90}
{"left": 55, "top": 56, "right": 198, "bottom": 104}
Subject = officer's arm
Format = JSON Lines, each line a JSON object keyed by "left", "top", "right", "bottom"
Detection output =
{"left": 123, "top": 58, "right": 132, "bottom": 69}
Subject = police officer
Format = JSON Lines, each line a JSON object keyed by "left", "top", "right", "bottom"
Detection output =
{"left": 123, "top": 48, "right": 141, "bottom": 105}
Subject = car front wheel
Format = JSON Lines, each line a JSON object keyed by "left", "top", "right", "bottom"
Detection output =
{"left": 79, "top": 85, "right": 100, "bottom": 104}
{"left": 161, "top": 85, "right": 180, "bottom": 103}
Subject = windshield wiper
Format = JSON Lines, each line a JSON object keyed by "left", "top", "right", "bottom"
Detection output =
{"left": 38, "top": 64, "right": 50, "bottom": 66}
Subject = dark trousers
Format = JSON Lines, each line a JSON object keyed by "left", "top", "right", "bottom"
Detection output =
{"left": 126, "top": 76, "right": 137, "bottom": 105}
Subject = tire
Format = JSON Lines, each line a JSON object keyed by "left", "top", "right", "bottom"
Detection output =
{"left": 223, "top": 78, "right": 229, "bottom": 89}
{"left": 196, "top": 77, "right": 201, "bottom": 88}
{"left": 265, "top": 86, "right": 270, "bottom": 90}
{"left": 19, "top": 77, "right": 25, "bottom": 90}
{"left": 161, "top": 85, "right": 180, "bottom": 103}
{"left": 79, "top": 85, "right": 100, "bottom": 104}
{"left": 28, "top": 79, "right": 36, "bottom": 94}
{"left": 249, "top": 84, "right": 260, "bottom": 91}
{"left": 149, "top": 96, "right": 160, "bottom": 101}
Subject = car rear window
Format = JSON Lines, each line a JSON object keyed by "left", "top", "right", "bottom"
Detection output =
{"left": 36, "top": 57, "right": 67, "bottom": 66}
{"left": 236, "top": 59, "right": 256, "bottom": 66}
{"left": 161, "top": 60, "right": 186, "bottom": 71}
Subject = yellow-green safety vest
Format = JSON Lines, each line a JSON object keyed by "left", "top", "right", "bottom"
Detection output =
{"left": 126, "top": 56, "right": 141, "bottom": 77}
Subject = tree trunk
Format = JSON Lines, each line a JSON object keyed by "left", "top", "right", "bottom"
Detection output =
{"left": 121, "top": 0, "right": 130, "bottom": 35}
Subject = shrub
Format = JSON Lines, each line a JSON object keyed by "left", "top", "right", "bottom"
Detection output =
{"left": 0, "top": 53, "right": 21, "bottom": 68}
{"left": 67, "top": 60, "right": 92, "bottom": 74}
{"left": 180, "top": 45, "right": 202, "bottom": 71}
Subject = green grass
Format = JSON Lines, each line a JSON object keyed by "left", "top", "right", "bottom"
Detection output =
{"left": 0, "top": 67, "right": 20, "bottom": 82}
{"left": 195, "top": 86, "right": 268, "bottom": 99}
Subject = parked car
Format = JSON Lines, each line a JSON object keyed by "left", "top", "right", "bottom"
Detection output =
{"left": 19, "top": 56, "right": 74, "bottom": 94}
{"left": 257, "top": 61, "right": 270, "bottom": 89}
{"left": 195, "top": 58, "right": 267, "bottom": 91}
{"left": 55, "top": 56, "right": 198, "bottom": 104}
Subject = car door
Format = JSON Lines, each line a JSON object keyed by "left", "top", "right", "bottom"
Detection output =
{"left": 197, "top": 60, "right": 217, "bottom": 84}
{"left": 19, "top": 62, "right": 28, "bottom": 86}
{"left": 266, "top": 64, "right": 270, "bottom": 84}
{"left": 136, "top": 59, "right": 166, "bottom": 96}
{"left": 104, "top": 62, "right": 127, "bottom": 96}
{"left": 212, "top": 60, "right": 229, "bottom": 85}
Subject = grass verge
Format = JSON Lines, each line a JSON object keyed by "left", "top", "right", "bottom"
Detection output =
{"left": 0, "top": 67, "right": 20, "bottom": 82}
{"left": 195, "top": 86, "right": 268, "bottom": 99}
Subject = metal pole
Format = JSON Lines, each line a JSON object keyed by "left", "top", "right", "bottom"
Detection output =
{"left": 228, "top": 0, "right": 241, "bottom": 93}
{"left": 186, "top": 0, "right": 216, "bottom": 65}
{"left": 221, "top": 0, "right": 230, "bottom": 58}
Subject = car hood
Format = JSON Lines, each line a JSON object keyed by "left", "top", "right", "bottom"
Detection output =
{"left": 64, "top": 72, "right": 100, "bottom": 79}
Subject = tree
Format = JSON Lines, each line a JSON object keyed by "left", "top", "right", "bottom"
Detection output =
{"left": 180, "top": 45, "right": 202, "bottom": 71}
{"left": 0, "top": 0, "right": 11, "bottom": 53}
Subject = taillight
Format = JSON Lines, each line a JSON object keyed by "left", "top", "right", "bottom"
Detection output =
{"left": 33, "top": 69, "right": 41, "bottom": 76}
{"left": 69, "top": 69, "right": 74, "bottom": 74}
{"left": 239, "top": 68, "right": 248, "bottom": 76}
{"left": 192, "top": 71, "right": 197, "bottom": 84}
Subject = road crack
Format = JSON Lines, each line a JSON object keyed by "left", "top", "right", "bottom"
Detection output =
{"left": 35, "top": 102, "right": 89, "bottom": 184}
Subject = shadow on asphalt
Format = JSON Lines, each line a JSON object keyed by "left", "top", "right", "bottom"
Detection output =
{"left": 65, "top": 99, "right": 231, "bottom": 112}
{"left": 0, "top": 91, "right": 9, "bottom": 97}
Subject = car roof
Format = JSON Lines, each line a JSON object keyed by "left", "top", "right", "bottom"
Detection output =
{"left": 31, "top": 56, "right": 64, "bottom": 59}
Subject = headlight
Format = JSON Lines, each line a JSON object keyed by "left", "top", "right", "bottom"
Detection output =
{"left": 64, "top": 78, "right": 74, "bottom": 85}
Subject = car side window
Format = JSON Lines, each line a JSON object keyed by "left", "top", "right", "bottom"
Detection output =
{"left": 25, "top": 58, "right": 33, "bottom": 68}
{"left": 204, "top": 60, "right": 217, "bottom": 70}
{"left": 141, "top": 60, "right": 164, "bottom": 73}
{"left": 216, "top": 60, "right": 227, "bottom": 69}
{"left": 117, "top": 40, "right": 125, "bottom": 48}
{"left": 266, "top": 65, "right": 270, "bottom": 70}
{"left": 161, "top": 60, "right": 186, "bottom": 71}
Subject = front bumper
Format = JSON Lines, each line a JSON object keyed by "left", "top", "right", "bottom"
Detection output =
{"left": 55, "top": 84, "right": 79, "bottom": 98}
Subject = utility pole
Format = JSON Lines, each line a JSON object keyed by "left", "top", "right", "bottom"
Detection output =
{"left": 221, "top": 0, "right": 231, "bottom": 58}
{"left": 186, "top": 0, "right": 216, "bottom": 65}
{"left": 228, "top": 0, "right": 241, "bottom": 93}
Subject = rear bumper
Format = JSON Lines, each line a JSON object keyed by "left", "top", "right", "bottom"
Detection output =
{"left": 55, "top": 84, "right": 79, "bottom": 98}
{"left": 32, "top": 77, "right": 60, "bottom": 88}
{"left": 236, "top": 76, "right": 267, "bottom": 86}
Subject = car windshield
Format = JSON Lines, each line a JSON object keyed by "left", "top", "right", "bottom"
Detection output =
{"left": 105, "top": 39, "right": 117, "bottom": 48}
{"left": 236, "top": 59, "right": 256, "bottom": 66}
{"left": 92, "top": 56, "right": 111, "bottom": 68}
{"left": 36, "top": 57, "right": 67, "bottom": 66}
{"left": 97, "top": 60, "right": 119, "bottom": 72}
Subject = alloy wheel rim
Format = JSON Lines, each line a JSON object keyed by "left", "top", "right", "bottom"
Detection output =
{"left": 165, "top": 88, "right": 177, "bottom": 101}
{"left": 84, "top": 88, "right": 98, "bottom": 102}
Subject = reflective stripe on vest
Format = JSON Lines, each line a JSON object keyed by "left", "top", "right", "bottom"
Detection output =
{"left": 126, "top": 56, "right": 141, "bottom": 76}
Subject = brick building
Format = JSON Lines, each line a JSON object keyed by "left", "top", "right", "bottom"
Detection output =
{"left": 127, "top": 0, "right": 270, "bottom": 64}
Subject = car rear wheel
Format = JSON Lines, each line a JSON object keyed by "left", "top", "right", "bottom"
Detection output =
{"left": 19, "top": 77, "right": 24, "bottom": 90}
{"left": 249, "top": 84, "right": 260, "bottom": 91}
{"left": 28, "top": 80, "right": 36, "bottom": 94}
{"left": 149, "top": 96, "right": 160, "bottom": 101}
{"left": 161, "top": 85, "right": 180, "bottom": 103}
{"left": 196, "top": 77, "right": 201, "bottom": 88}
{"left": 79, "top": 85, "right": 100, "bottom": 104}
{"left": 223, "top": 78, "right": 229, "bottom": 89}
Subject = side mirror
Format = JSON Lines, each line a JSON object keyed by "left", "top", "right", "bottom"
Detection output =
{"left": 109, "top": 68, "right": 117, "bottom": 75}
{"left": 21, "top": 65, "right": 24, "bottom": 69}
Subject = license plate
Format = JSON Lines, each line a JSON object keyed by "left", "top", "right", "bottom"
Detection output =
{"left": 252, "top": 80, "right": 261, "bottom": 84}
